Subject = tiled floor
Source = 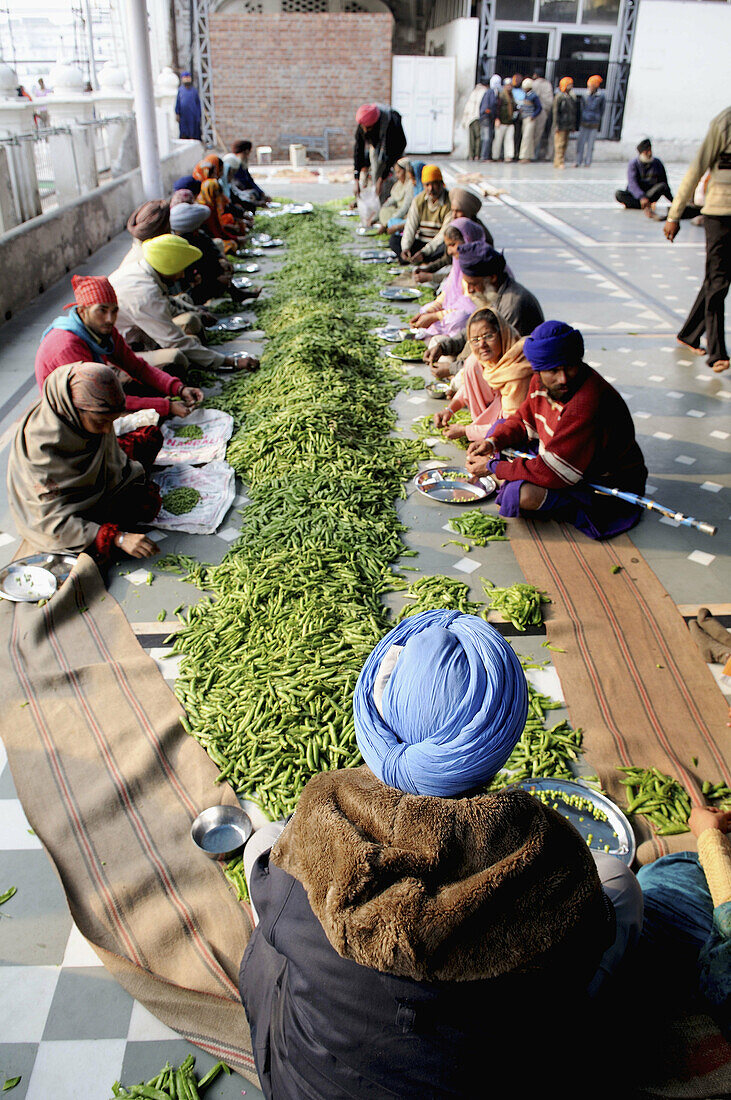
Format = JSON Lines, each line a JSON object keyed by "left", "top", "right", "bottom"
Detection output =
{"left": 0, "top": 156, "right": 729, "bottom": 1097}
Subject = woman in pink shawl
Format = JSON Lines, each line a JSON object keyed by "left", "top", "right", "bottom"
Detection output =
{"left": 409, "top": 218, "right": 485, "bottom": 338}
{"left": 433, "top": 308, "right": 533, "bottom": 442}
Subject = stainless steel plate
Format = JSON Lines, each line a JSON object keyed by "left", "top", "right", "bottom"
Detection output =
{"left": 236, "top": 247, "right": 264, "bottom": 258}
{"left": 0, "top": 554, "right": 72, "bottom": 602}
{"left": 426, "top": 381, "right": 451, "bottom": 399}
{"left": 357, "top": 226, "right": 381, "bottom": 236}
{"left": 386, "top": 345, "right": 425, "bottom": 362}
{"left": 360, "top": 250, "right": 393, "bottom": 263}
{"left": 218, "top": 314, "right": 253, "bottom": 331}
{"left": 380, "top": 286, "right": 421, "bottom": 301}
{"left": 339, "top": 209, "right": 359, "bottom": 217}
{"left": 232, "top": 262, "right": 259, "bottom": 273}
{"left": 252, "top": 236, "right": 284, "bottom": 248}
{"left": 231, "top": 275, "right": 252, "bottom": 289}
{"left": 414, "top": 467, "right": 497, "bottom": 504}
{"left": 191, "top": 805, "right": 253, "bottom": 861}
{"left": 513, "top": 778, "right": 636, "bottom": 865}
{"left": 374, "top": 327, "right": 402, "bottom": 342}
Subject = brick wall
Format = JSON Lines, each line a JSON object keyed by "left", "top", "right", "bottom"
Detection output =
{"left": 210, "top": 13, "right": 394, "bottom": 160}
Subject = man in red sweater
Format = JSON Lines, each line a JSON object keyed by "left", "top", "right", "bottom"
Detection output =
{"left": 466, "top": 320, "right": 647, "bottom": 540}
{"left": 35, "top": 275, "right": 203, "bottom": 420}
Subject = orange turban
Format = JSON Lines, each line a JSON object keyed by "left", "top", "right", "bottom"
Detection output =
{"left": 559, "top": 77, "right": 573, "bottom": 93}
{"left": 587, "top": 74, "right": 603, "bottom": 89}
{"left": 421, "top": 164, "right": 443, "bottom": 184}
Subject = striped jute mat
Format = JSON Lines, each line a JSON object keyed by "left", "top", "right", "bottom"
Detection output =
{"left": 509, "top": 520, "right": 730, "bottom": 865}
{"left": 0, "top": 554, "right": 258, "bottom": 1083}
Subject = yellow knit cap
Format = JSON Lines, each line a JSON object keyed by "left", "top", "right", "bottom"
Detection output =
{"left": 421, "top": 164, "right": 443, "bottom": 184}
{"left": 142, "top": 233, "right": 202, "bottom": 276}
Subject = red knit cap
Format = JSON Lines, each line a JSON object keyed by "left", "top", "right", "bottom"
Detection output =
{"left": 66, "top": 275, "right": 118, "bottom": 310}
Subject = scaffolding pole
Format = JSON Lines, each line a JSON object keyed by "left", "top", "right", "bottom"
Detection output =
{"left": 191, "top": 0, "right": 215, "bottom": 147}
{"left": 124, "top": 0, "right": 163, "bottom": 198}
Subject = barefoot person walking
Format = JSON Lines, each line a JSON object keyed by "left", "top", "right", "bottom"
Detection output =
{"left": 665, "top": 107, "right": 731, "bottom": 374}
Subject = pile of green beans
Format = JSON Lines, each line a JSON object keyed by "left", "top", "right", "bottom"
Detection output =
{"left": 481, "top": 579, "right": 549, "bottom": 631}
{"left": 413, "top": 410, "right": 472, "bottom": 449}
{"left": 387, "top": 340, "right": 426, "bottom": 361}
{"left": 488, "top": 678, "right": 583, "bottom": 788}
{"left": 702, "top": 780, "right": 731, "bottom": 809}
{"left": 161, "top": 488, "right": 202, "bottom": 516}
{"left": 167, "top": 208, "right": 428, "bottom": 818}
{"left": 173, "top": 424, "right": 204, "bottom": 440}
{"left": 617, "top": 766, "right": 692, "bottom": 835}
{"left": 448, "top": 510, "right": 507, "bottom": 545}
{"left": 110, "top": 1055, "right": 229, "bottom": 1098}
{"left": 396, "top": 574, "right": 485, "bottom": 621}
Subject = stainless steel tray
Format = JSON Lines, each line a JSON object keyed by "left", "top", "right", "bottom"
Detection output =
{"left": 380, "top": 286, "right": 421, "bottom": 301}
{"left": 513, "top": 777, "right": 636, "bottom": 865}
{"left": 0, "top": 553, "right": 78, "bottom": 602}
{"left": 414, "top": 467, "right": 497, "bottom": 503}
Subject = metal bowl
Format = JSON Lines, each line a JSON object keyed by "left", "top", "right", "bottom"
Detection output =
{"left": 426, "top": 381, "right": 451, "bottom": 399}
{"left": 414, "top": 467, "right": 497, "bottom": 504}
{"left": 0, "top": 558, "right": 64, "bottom": 602}
{"left": 380, "top": 286, "right": 421, "bottom": 301}
{"left": 191, "top": 805, "right": 253, "bottom": 861}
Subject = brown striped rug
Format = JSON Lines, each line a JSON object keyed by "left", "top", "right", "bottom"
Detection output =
{"left": 0, "top": 554, "right": 258, "bottom": 1083}
{"left": 510, "top": 519, "right": 731, "bottom": 864}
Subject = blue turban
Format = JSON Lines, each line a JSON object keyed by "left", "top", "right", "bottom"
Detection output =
{"left": 172, "top": 175, "right": 201, "bottom": 197}
{"left": 524, "top": 319, "right": 584, "bottom": 373}
{"left": 457, "top": 240, "right": 506, "bottom": 278}
{"left": 353, "top": 610, "right": 528, "bottom": 797}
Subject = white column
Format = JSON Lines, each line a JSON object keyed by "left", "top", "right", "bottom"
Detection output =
{"left": 124, "top": 0, "right": 163, "bottom": 199}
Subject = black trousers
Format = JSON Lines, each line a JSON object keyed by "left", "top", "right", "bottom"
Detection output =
{"left": 615, "top": 182, "right": 673, "bottom": 208}
{"left": 389, "top": 232, "right": 428, "bottom": 260}
{"left": 677, "top": 215, "right": 731, "bottom": 365}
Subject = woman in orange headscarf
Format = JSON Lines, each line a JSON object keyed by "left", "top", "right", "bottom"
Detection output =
{"left": 192, "top": 154, "right": 223, "bottom": 183}
{"left": 196, "top": 178, "right": 244, "bottom": 252}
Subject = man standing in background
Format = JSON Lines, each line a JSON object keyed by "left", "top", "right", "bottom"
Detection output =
{"left": 531, "top": 69, "right": 554, "bottom": 161}
{"left": 175, "top": 71, "right": 202, "bottom": 141}
{"left": 665, "top": 107, "right": 731, "bottom": 374}
{"left": 461, "top": 79, "right": 488, "bottom": 161}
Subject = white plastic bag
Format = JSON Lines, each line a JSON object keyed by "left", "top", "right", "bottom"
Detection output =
{"left": 357, "top": 185, "right": 380, "bottom": 227}
{"left": 156, "top": 408, "right": 234, "bottom": 466}
{"left": 153, "top": 461, "right": 236, "bottom": 535}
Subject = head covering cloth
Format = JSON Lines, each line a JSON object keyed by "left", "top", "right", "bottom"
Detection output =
{"left": 523, "top": 319, "right": 584, "bottom": 373}
{"left": 356, "top": 103, "right": 380, "bottom": 128}
{"left": 489, "top": 74, "right": 502, "bottom": 90}
{"left": 522, "top": 78, "right": 533, "bottom": 91}
{"left": 196, "top": 178, "right": 237, "bottom": 243}
{"left": 6, "top": 364, "right": 142, "bottom": 554}
{"left": 220, "top": 152, "right": 241, "bottom": 199}
{"left": 353, "top": 610, "right": 528, "bottom": 797}
{"left": 458, "top": 239, "right": 506, "bottom": 278}
{"left": 141, "top": 233, "right": 202, "bottom": 277}
{"left": 181, "top": 71, "right": 191, "bottom": 78}
{"left": 421, "top": 164, "right": 443, "bottom": 184}
{"left": 170, "top": 202, "right": 211, "bottom": 234}
{"left": 396, "top": 156, "right": 412, "bottom": 172}
{"left": 411, "top": 160, "right": 425, "bottom": 194}
{"left": 172, "top": 175, "right": 201, "bottom": 196}
{"left": 126, "top": 199, "right": 171, "bottom": 241}
{"left": 636, "top": 138, "right": 652, "bottom": 154}
{"left": 170, "top": 188, "right": 195, "bottom": 207}
{"left": 192, "top": 154, "right": 223, "bottom": 182}
{"left": 587, "top": 74, "right": 603, "bottom": 89}
{"left": 67, "top": 274, "right": 117, "bottom": 310}
{"left": 460, "top": 309, "right": 532, "bottom": 426}
{"left": 449, "top": 186, "right": 482, "bottom": 220}
{"left": 559, "top": 77, "right": 573, "bottom": 93}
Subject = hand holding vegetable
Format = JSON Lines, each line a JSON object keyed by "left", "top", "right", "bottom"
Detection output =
{"left": 180, "top": 386, "right": 204, "bottom": 408}
{"left": 689, "top": 806, "right": 731, "bottom": 837}
{"left": 431, "top": 362, "right": 452, "bottom": 379}
{"left": 169, "top": 400, "right": 192, "bottom": 418}
{"left": 433, "top": 408, "right": 452, "bottom": 428}
{"left": 412, "top": 313, "right": 437, "bottom": 329}
{"left": 443, "top": 423, "right": 467, "bottom": 440}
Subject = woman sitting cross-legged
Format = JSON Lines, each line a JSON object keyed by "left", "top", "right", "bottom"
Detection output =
{"left": 433, "top": 307, "right": 533, "bottom": 442}
{"left": 7, "top": 363, "right": 161, "bottom": 564}
{"left": 239, "top": 610, "right": 643, "bottom": 1098}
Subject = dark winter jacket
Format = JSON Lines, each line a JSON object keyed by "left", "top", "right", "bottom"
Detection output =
{"left": 353, "top": 106, "right": 407, "bottom": 183}
{"left": 580, "top": 90, "right": 605, "bottom": 128}
{"left": 553, "top": 91, "right": 579, "bottom": 132}
{"left": 239, "top": 767, "right": 614, "bottom": 1099}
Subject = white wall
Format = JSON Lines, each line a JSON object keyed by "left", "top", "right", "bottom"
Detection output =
{"left": 623, "top": 1, "right": 731, "bottom": 144}
{"left": 426, "top": 17, "right": 479, "bottom": 157}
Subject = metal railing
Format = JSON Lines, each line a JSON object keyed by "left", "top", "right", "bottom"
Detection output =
{"left": 78, "top": 114, "right": 136, "bottom": 179}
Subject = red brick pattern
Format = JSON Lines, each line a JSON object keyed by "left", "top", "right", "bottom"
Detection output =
{"left": 210, "top": 13, "right": 394, "bottom": 160}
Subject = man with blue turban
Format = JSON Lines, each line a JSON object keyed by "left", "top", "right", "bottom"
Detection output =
{"left": 238, "top": 610, "right": 640, "bottom": 1098}
{"left": 466, "top": 319, "right": 648, "bottom": 540}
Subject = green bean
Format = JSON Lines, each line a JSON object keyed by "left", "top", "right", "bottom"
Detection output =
{"left": 617, "top": 765, "right": 691, "bottom": 834}
{"left": 448, "top": 509, "right": 508, "bottom": 545}
{"left": 481, "top": 579, "right": 550, "bottom": 631}
{"left": 161, "top": 488, "right": 202, "bottom": 516}
{"left": 0, "top": 886, "right": 17, "bottom": 906}
{"left": 172, "top": 424, "right": 204, "bottom": 440}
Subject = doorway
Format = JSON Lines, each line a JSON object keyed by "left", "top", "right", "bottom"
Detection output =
{"left": 495, "top": 29, "right": 552, "bottom": 81}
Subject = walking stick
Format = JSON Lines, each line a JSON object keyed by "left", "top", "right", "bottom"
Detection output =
{"left": 499, "top": 448, "right": 717, "bottom": 536}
